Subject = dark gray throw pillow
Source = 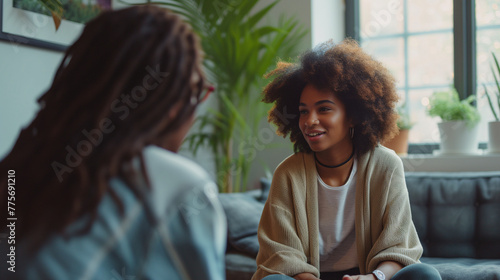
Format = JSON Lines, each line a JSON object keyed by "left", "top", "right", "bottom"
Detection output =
{"left": 259, "top": 177, "right": 272, "bottom": 202}
{"left": 218, "top": 192, "right": 264, "bottom": 257}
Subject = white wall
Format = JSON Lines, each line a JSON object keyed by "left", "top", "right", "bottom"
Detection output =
{"left": 0, "top": 42, "right": 64, "bottom": 160}
{"left": 0, "top": 0, "right": 127, "bottom": 160}
{"left": 254, "top": 0, "right": 312, "bottom": 54}
{"left": 311, "top": 0, "right": 345, "bottom": 46}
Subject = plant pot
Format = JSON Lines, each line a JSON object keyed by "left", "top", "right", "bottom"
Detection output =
{"left": 488, "top": 121, "right": 500, "bottom": 153}
{"left": 437, "top": 121, "right": 479, "bottom": 154}
{"left": 383, "top": 129, "right": 409, "bottom": 155}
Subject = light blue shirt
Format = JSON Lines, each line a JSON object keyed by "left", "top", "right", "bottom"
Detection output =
{"left": 5, "top": 146, "right": 226, "bottom": 280}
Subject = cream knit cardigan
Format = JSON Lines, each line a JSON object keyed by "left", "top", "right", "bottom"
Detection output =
{"left": 252, "top": 146, "right": 423, "bottom": 279}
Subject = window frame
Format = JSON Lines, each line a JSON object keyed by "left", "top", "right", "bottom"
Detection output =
{"left": 346, "top": 0, "right": 476, "bottom": 99}
{"left": 345, "top": 0, "right": 478, "bottom": 154}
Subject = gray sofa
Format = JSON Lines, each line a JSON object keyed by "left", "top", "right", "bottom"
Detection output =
{"left": 219, "top": 172, "right": 500, "bottom": 280}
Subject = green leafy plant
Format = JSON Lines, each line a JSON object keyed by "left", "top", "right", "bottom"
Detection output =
{"left": 121, "top": 0, "right": 306, "bottom": 192}
{"left": 427, "top": 88, "right": 480, "bottom": 126}
{"left": 26, "top": 0, "right": 103, "bottom": 30}
{"left": 484, "top": 52, "right": 500, "bottom": 121}
{"left": 27, "top": 0, "right": 63, "bottom": 29}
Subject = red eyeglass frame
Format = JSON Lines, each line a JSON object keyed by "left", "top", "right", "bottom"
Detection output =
{"left": 199, "top": 85, "right": 215, "bottom": 103}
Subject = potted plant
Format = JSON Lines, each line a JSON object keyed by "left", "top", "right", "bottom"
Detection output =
{"left": 427, "top": 88, "right": 481, "bottom": 154}
{"left": 383, "top": 104, "right": 413, "bottom": 155}
{"left": 132, "top": 0, "right": 306, "bottom": 192}
{"left": 483, "top": 52, "right": 500, "bottom": 153}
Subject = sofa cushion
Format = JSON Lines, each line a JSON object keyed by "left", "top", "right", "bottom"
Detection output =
{"left": 260, "top": 177, "right": 272, "bottom": 202}
{"left": 422, "top": 257, "right": 500, "bottom": 280}
{"left": 225, "top": 249, "right": 256, "bottom": 280}
{"left": 406, "top": 172, "right": 500, "bottom": 259}
{"left": 219, "top": 191, "right": 264, "bottom": 257}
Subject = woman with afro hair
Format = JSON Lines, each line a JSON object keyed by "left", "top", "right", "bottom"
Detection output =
{"left": 252, "top": 39, "right": 441, "bottom": 280}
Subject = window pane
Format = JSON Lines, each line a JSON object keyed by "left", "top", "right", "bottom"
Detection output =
{"left": 360, "top": 0, "right": 404, "bottom": 38}
{"left": 476, "top": 0, "right": 500, "bottom": 26}
{"left": 408, "top": 33, "right": 454, "bottom": 87}
{"left": 408, "top": 0, "right": 453, "bottom": 32}
{"left": 360, "top": 0, "right": 454, "bottom": 145}
{"left": 476, "top": 0, "right": 500, "bottom": 143}
{"left": 476, "top": 29, "right": 500, "bottom": 86}
{"left": 477, "top": 86, "right": 495, "bottom": 142}
{"left": 362, "top": 38, "right": 405, "bottom": 88}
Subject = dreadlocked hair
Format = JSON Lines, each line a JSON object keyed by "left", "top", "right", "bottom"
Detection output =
{"left": 0, "top": 5, "right": 206, "bottom": 252}
{"left": 263, "top": 39, "right": 399, "bottom": 156}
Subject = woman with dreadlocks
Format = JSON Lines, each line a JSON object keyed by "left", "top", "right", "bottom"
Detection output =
{"left": 0, "top": 6, "right": 225, "bottom": 279}
{"left": 252, "top": 40, "right": 441, "bottom": 280}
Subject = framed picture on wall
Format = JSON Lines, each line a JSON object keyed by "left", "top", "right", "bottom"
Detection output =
{"left": 0, "top": 0, "right": 110, "bottom": 51}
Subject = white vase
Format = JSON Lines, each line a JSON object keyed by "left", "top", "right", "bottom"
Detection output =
{"left": 437, "top": 121, "right": 479, "bottom": 154}
{"left": 488, "top": 121, "right": 500, "bottom": 153}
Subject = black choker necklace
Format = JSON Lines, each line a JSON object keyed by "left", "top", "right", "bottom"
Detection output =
{"left": 314, "top": 148, "right": 355, "bottom": 168}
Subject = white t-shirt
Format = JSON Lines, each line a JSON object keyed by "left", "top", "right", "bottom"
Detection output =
{"left": 318, "top": 159, "right": 358, "bottom": 272}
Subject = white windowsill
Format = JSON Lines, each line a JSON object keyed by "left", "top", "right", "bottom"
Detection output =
{"left": 401, "top": 153, "right": 500, "bottom": 172}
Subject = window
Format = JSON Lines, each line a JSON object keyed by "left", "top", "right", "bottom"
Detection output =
{"left": 346, "top": 0, "right": 500, "bottom": 145}
{"left": 477, "top": 0, "right": 500, "bottom": 129}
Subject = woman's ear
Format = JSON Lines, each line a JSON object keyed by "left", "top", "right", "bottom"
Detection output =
{"left": 348, "top": 117, "right": 355, "bottom": 128}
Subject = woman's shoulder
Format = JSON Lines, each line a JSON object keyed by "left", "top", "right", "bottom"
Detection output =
{"left": 141, "top": 145, "right": 220, "bottom": 218}
{"left": 143, "top": 145, "right": 212, "bottom": 185}
{"left": 141, "top": 146, "right": 216, "bottom": 204}
{"left": 360, "top": 145, "right": 403, "bottom": 172}
{"left": 274, "top": 152, "right": 313, "bottom": 175}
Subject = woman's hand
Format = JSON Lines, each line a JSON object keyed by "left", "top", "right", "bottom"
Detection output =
{"left": 342, "top": 274, "right": 376, "bottom": 280}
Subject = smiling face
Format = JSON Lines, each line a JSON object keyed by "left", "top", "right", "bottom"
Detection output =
{"left": 299, "top": 84, "right": 353, "bottom": 154}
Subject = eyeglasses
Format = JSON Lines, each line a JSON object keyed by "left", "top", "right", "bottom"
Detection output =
{"left": 199, "top": 85, "right": 215, "bottom": 103}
